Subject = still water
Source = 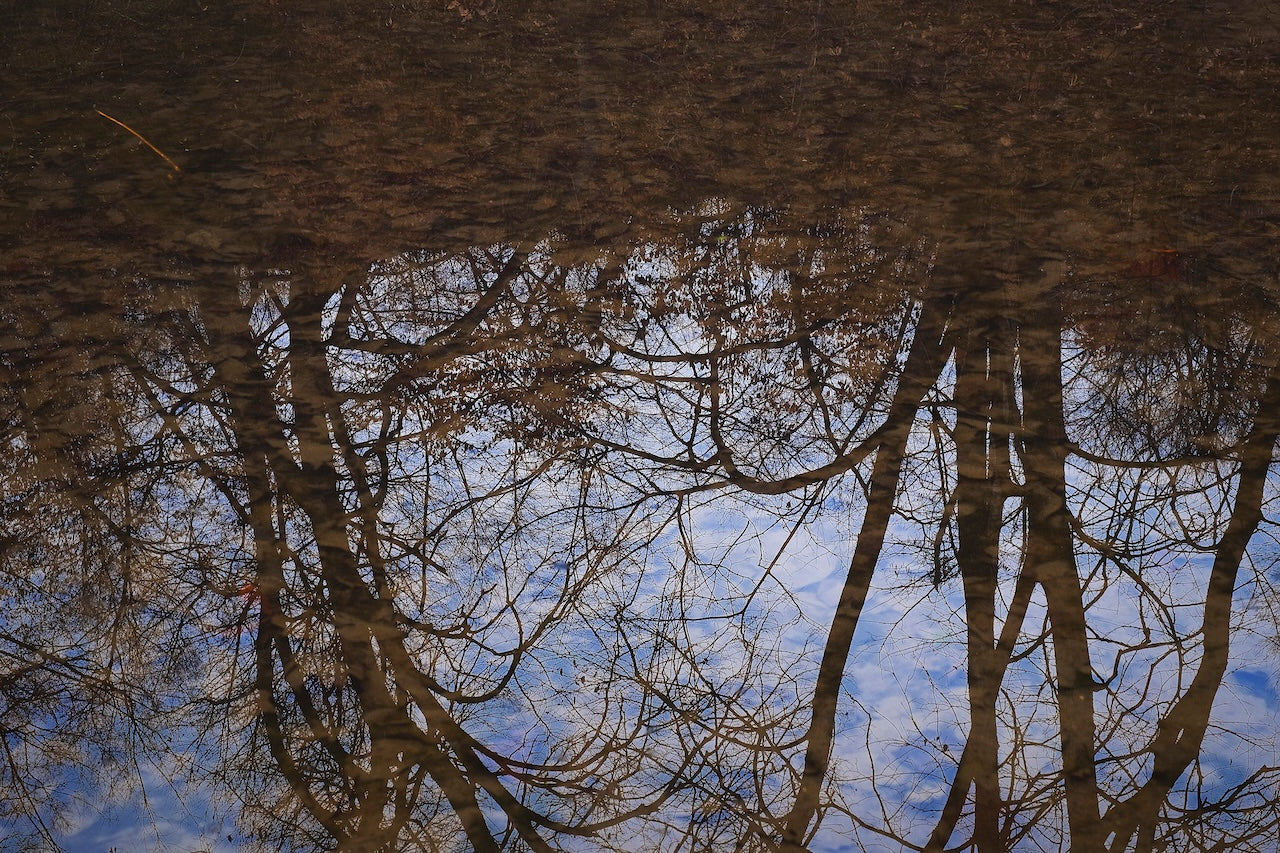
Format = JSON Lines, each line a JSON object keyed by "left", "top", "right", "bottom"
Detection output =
{"left": 4, "top": 1, "right": 1280, "bottom": 850}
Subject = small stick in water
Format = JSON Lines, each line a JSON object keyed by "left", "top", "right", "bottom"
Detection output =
{"left": 96, "top": 109, "right": 181, "bottom": 173}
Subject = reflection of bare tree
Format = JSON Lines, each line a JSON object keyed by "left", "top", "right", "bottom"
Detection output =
{"left": 121, "top": 248, "right": 724, "bottom": 851}
{"left": 5, "top": 210, "right": 1280, "bottom": 851}
{"left": 0, "top": 279, "right": 212, "bottom": 848}
{"left": 596, "top": 228, "right": 1280, "bottom": 852}
{"left": 1062, "top": 274, "right": 1280, "bottom": 853}
{"left": 898, "top": 267, "right": 1280, "bottom": 853}
{"left": 777, "top": 289, "right": 953, "bottom": 852}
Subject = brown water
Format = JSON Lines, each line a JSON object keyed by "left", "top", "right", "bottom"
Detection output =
{"left": 4, "top": 1, "right": 1280, "bottom": 850}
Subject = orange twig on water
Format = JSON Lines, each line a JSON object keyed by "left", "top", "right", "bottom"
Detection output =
{"left": 96, "top": 109, "right": 181, "bottom": 173}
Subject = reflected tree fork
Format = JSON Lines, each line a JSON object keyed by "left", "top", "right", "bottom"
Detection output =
{"left": 780, "top": 281, "right": 1280, "bottom": 853}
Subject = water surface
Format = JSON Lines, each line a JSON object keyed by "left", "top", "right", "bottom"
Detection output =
{"left": 4, "top": 2, "right": 1280, "bottom": 850}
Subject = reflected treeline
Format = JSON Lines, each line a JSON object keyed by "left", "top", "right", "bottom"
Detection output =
{"left": 6, "top": 1, "right": 1280, "bottom": 851}
{"left": 5, "top": 209, "right": 1280, "bottom": 851}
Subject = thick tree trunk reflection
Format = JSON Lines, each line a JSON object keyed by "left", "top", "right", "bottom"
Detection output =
{"left": 780, "top": 293, "right": 953, "bottom": 850}
{"left": 950, "top": 313, "right": 1017, "bottom": 853}
{"left": 1020, "top": 293, "right": 1104, "bottom": 852}
{"left": 1099, "top": 368, "right": 1280, "bottom": 852}
{"left": 161, "top": 267, "right": 558, "bottom": 850}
